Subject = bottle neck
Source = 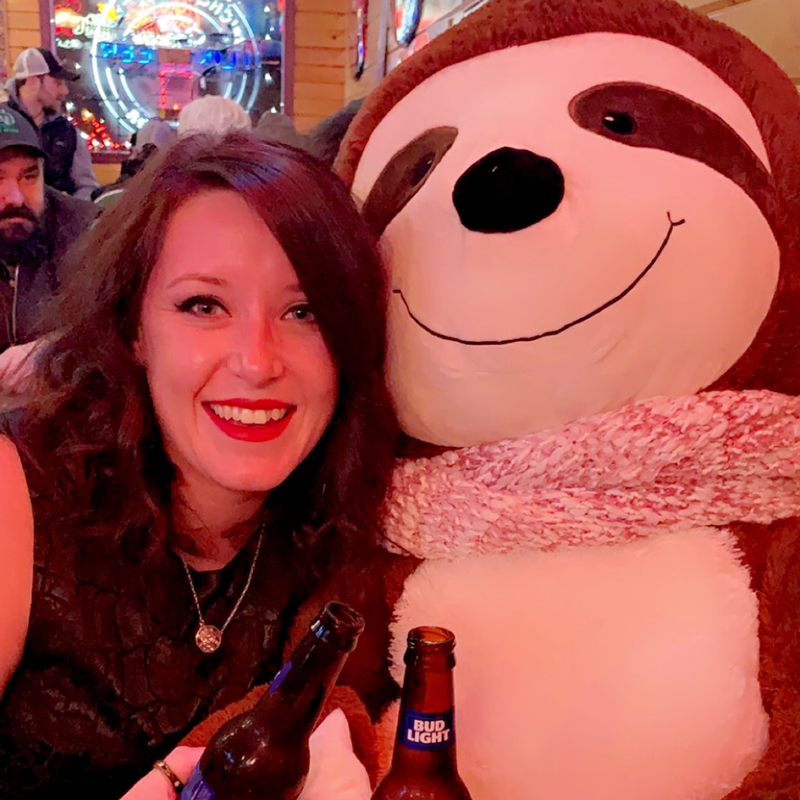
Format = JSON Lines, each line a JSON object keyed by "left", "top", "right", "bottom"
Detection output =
{"left": 391, "top": 656, "right": 459, "bottom": 774}
{"left": 256, "top": 629, "right": 350, "bottom": 735}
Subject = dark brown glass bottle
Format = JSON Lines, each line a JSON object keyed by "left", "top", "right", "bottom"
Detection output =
{"left": 181, "top": 601, "right": 365, "bottom": 800}
{"left": 372, "top": 626, "right": 473, "bottom": 800}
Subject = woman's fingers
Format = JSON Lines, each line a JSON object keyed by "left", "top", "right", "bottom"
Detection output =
{"left": 119, "top": 746, "right": 204, "bottom": 800}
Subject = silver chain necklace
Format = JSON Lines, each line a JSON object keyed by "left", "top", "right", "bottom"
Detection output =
{"left": 180, "top": 529, "right": 264, "bottom": 654}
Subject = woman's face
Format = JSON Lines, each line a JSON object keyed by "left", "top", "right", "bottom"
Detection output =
{"left": 136, "top": 189, "right": 338, "bottom": 498}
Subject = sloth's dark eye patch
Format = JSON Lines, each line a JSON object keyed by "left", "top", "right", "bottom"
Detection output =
{"left": 362, "top": 127, "right": 458, "bottom": 235}
{"left": 569, "top": 82, "right": 776, "bottom": 226}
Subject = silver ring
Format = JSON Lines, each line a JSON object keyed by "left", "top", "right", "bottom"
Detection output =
{"left": 153, "top": 759, "right": 184, "bottom": 794}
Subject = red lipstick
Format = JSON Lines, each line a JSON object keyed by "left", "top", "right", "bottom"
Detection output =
{"left": 203, "top": 400, "right": 295, "bottom": 443}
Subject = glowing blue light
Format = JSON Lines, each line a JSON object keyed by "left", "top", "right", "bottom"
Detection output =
{"left": 90, "top": 0, "right": 261, "bottom": 139}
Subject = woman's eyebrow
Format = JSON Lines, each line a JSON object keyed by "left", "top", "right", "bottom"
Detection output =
{"left": 166, "top": 274, "right": 229, "bottom": 289}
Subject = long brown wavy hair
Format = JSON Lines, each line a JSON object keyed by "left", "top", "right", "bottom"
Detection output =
{"left": 4, "top": 132, "right": 396, "bottom": 568}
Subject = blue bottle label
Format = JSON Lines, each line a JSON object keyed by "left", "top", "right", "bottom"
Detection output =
{"left": 401, "top": 709, "right": 455, "bottom": 750}
{"left": 270, "top": 659, "right": 292, "bottom": 695}
{"left": 180, "top": 764, "right": 215, "bottom": 799}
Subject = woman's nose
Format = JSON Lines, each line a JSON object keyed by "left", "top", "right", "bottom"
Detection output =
{"left": 228, "top": 321, "right": 285, "bottom": 383}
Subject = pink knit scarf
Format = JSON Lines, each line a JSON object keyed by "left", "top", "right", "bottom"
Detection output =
{"left": 382, "top": 390, "right": 800, "bottom": 558}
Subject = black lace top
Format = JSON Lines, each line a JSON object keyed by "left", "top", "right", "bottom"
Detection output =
{"left": 0, "top": 514, "right": 315, "bottom": 799}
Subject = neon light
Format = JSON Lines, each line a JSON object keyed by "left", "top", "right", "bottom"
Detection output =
{"left": 232, "top": 2, "right": 260, "bottom": 110}
{"left": 91, "top": 30, "right": 135, "bottom": 133}
{"left": 89, "top": 0, "right": 263, "bottom": 141}
{"left": 119, "top": 72, "right": 151, "bottom": 118}
{"left": 105, "top": 67, "right": 119, "bottom": 99}
{"left": 124, "top": 2, "right": 224, "bottom": 43}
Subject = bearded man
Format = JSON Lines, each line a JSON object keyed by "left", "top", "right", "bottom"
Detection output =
{"left": 0, "top": 106, "right": 96, "bottom": 356}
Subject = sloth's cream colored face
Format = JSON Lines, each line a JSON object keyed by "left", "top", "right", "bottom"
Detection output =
{"left": 353, "top": 33, "right": 779, "bottom": 447}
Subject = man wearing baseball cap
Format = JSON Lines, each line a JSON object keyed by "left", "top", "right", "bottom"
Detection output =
{"left": 4, "top": 47, "right": 98, "bottom": 200}
{"left": 0, "top": 105, "right": 96, "bottom": 360}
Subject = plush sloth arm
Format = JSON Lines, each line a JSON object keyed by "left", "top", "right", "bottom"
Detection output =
{"left": 721, "top": 518, "right": 800, "bottom": 797}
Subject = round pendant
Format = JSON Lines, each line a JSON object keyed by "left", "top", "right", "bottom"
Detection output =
{"left": 195, "top": 624, "right": 223, "bottom": 653}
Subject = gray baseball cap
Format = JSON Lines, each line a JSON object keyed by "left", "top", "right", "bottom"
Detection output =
{"left": 0, "top": 105, "right": 45, "bottom": 158}
{"left": 13, "top": 47, "right": 78, "bottom": 82}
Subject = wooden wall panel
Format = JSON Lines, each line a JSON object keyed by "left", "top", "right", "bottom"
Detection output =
{"left": 5, "top": 0, "right": 40, "bottom": 73}
{"left": 7, "top": 27, "right": 38, "bottom": 48}
{"left": 7, "top": 10, "right": 38, "bottom": 30}
{"left": 295, "top": 44, "right": 344, "bottom": 67}
{"left": 294, "top": 63, "right": 344, "bottom": 84}
{"left": 0, "top": 0, "right": 6, "bottom": 82}
{"left": 292, "top": 0, "right": 347, "bottom": 132}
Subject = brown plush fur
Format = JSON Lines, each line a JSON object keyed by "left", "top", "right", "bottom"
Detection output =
{"left": 336, "top": 0, "right": 800, "bottom": 398}
{"left": 726, "top": 519, "right": 800, "bottom": 797}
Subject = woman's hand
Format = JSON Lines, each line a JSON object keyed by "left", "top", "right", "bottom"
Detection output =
{"left": 122, "top": 709, "right": 370, "bottom": 800}
{"left": 0, "top": 338, "right": 44, "bottom": 392}
{"left": 120, "top": 746, "right": 204, "bottom": 800}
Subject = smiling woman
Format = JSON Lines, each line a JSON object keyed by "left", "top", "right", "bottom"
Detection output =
{"left": 0, "top": 133, "right": 395, "bottom": 798}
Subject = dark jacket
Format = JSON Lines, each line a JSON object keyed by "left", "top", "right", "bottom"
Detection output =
{"left": 0, "top": 187, "right": 97, "bottom": 351}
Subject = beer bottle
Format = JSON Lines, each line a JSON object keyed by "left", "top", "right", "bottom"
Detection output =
{"left": 181, "top": 601, "right": 365, "bottom": 800}
{"left": 372, "top": 626, "right": 473, "bottom": 799}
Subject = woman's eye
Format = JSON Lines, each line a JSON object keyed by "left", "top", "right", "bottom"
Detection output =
{"left": 176, "top": 296, "right": 226, "bottom": 317}
{"left": 284, "top": 305, "right": 317, "bottom": 323}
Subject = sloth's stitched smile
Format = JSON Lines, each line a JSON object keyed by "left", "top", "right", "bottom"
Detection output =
{"left": 393, "top": 213, "right": 686, "bottom": 346}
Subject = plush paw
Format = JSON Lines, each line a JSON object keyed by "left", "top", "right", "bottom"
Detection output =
{"left": 300, "top": 709, "right": 372, "bottom": 800}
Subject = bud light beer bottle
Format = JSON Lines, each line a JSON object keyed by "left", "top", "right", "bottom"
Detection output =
{"left": 371, "top": 626, "right": 473, "bottom": 799}
{"left": 181, "top": 601, "right": 365, "bottom": 800}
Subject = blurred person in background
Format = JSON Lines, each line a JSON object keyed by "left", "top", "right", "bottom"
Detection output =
{"left": 93, "top": 119, "right": 177, "bottom": 210}
{"left": 306, "top": 98, "right": 364, "bottom": 168}
{"left": 5, "top": 47, "right": 99, "bottom": 200}
{"left": 178, "top": 95, "right": 252, "bottom": 137}
{"left": 255, "top": 110, "right": 308, "bottom": 150}
{"left": 0, "top": 106, "right": 96, "bottom": 375}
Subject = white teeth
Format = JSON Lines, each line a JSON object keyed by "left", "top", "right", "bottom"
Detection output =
{"left": 209, "top": 404, "right": 289, "bottom": 426}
